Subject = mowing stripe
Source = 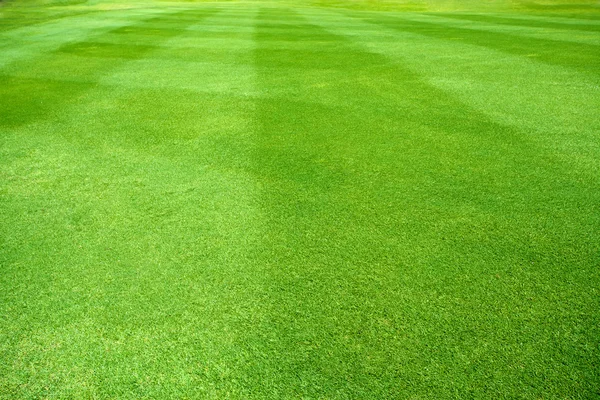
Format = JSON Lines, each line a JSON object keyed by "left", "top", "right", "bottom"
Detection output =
{"left": 302, "top": 7, "right": 600, "bottom": 178}
{"left": 0, "top": 7, "right": 97, "bottom": 33}
{"left": 434, "top": 12, "right": 600, "bottom": 32}
{"left": 248, "top": 6, "right": 598, "bottom": 396}
{"left": 355, "top": 11, "right": 600, "bottom": 76}
{"left": 0, "top": 5, "right": 268, "bottom": 397}
{"left": 0, "top": 9, "right": 220, "bottom": 129}
{"left": 417, "top": 12, "right": 600, "bottom": 46}
{"left": 0, "top": 8, "right": 172, "bottom": 69}
{"left": 0, "top": 2, "right": 598, "bottom": 398}
{"left": 97, "top": 7, "right": 255, "bottom": 95}
{"left": 248, "top": 6, "right": 578, "bottom": 397}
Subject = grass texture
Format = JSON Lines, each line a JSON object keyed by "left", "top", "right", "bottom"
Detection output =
{"left": 1, "top": 0, "right": 599, "bottom": 398}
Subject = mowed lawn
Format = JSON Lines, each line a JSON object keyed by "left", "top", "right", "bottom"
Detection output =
{"left": 1, "top": 0, "right": 599, "bottom": 398}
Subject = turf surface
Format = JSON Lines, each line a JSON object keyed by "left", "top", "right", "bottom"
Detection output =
{"left": 1, "top": 0, "right": 599, "bottom": 398}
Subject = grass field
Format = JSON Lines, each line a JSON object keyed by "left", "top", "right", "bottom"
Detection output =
{"left": 1, "top": 0, "right": 599, "bottom": 398}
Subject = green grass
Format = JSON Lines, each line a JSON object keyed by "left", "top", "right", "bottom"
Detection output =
{"left": 1, "top": 0, "right": 599, "bottom": 398}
